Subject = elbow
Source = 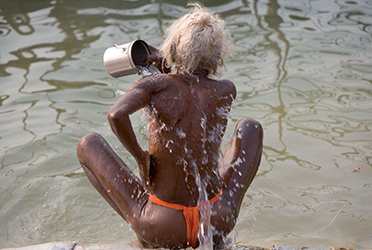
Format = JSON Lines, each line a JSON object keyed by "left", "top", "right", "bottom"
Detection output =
{"left": 107, "top": 108, "right": 122, "bottom": 125}
{"left": 107, "top": 107, "right": 131, "bottom": 127}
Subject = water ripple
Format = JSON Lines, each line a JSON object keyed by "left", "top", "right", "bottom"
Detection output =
{"left": 288, "top": 185, "right": 352, "bottom": 196}
{"left": 0, "top": 26, "right": 11, "bottom": 37}
{"left": 1, "top": 0, "right": 372, "bottom": 248}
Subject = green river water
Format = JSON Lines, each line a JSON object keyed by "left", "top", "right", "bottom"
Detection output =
{"left": 0, "top": 0, "right": 371, "bottom": 248}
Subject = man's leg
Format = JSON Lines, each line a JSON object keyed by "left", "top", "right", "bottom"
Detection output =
{"left": 220, "top": 118, "right": 263, "bottom": 214}
{"left": 77, "top": 132, "right": 148, "bottom": 223}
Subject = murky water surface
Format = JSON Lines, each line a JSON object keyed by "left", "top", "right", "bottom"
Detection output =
{"left": 1, "top": 0, "right": 371, "bottom": 248}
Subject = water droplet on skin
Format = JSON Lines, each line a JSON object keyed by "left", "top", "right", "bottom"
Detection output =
{"left": 237, "top": 131, "right": 243, "bottom": 139}
{"left": 165, "top": 140, "right": 174, "bottom": 153}
{"left": 177, "top": 129, "right": 186, "bottom": 138}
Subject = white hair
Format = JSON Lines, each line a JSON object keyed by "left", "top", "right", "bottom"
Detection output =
{"left": 161, "top": 3, "right": 233, "bottom": 76}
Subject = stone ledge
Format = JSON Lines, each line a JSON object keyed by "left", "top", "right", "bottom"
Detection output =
{"left": 240, "top": 246, "right": 354, "bottom": 250}
{"left": 0, "top": 242, "right": 76, "bottom": 250}
{"left": 0, "top": 242, "right": 355, "bottom": 250}
{"left": 0, "top": 242, "right": 138, "bottom": 250}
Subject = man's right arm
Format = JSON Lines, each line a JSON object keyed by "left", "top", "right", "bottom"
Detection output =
{"left": 107, "top": 78, "right": 153, "bottom": 190}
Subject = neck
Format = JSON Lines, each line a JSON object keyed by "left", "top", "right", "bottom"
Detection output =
{"left": 193, "top": 68, "right": 208, "bottom": 76}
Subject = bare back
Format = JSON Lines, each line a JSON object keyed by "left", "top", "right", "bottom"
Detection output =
{"left": 134, "top": 72, "right": 236, "bottom": 205}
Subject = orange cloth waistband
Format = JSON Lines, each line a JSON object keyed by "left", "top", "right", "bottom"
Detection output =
{"left": 148, "top": 189, "right": 223, "bottom": 248}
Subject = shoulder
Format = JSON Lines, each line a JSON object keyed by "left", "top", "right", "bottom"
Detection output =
{"left": 214, "top": 79, "right": 237, "bottom": 100}
{"left": 129, "top": 74, "right": 170, "bottom": 94}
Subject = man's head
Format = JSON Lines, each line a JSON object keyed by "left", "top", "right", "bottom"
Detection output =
{"left": 161, "top": 3, "right": 233, "bottom": 77}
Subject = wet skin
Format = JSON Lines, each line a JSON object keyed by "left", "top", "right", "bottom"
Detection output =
{"left": 77, "top": 53, "right": 263, "bottom": 249}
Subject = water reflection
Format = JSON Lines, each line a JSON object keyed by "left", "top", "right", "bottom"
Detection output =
{"left": 1, "top": 0, "right": 372, "bottom": 248}
{"left": 230, "top": 0, "right": 372, "bottom": 247}
{"left": 2, "top": 0, "right": 36, "bottom": 35}
{"left": 252, "top": 0, "right": 290, "bottom": 167}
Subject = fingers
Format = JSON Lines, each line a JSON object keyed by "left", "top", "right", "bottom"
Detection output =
{"left": 141, "top": 55, "right": 159, "bottom": 66}
{"left": 148, "top": 45, "right": 160, "bottom": 55}
{"left": 138, "top": 151, "right": 152, "bottom": 192}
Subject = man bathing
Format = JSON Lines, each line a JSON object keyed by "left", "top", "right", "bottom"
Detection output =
{"left": 77, "top": 3, "right": 263, "bottom": 249}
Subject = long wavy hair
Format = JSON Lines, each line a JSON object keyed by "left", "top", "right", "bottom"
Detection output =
{"left": 160, "top": 3, "right": 233, "bottom": 77}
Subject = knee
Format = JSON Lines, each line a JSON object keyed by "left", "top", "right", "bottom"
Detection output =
{"left": 236, "top": 118, "right": 263, "bottom": 137}
{"left": 77, "top": 132, "right": 100, "bottom": 149}
{"left": 237, "top": 118, "right": 261, "bottom": 128}
{"left": 77, "top": 132, "right": 103, "bottom": 160}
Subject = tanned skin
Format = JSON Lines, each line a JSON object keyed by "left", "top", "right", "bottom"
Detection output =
{"left": 77, "top": 46, "right": 263, "bottom": 249}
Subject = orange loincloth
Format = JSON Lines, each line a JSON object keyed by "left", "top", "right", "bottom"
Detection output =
{"left": 148, "top": 189, "right": 223, "bottom": 248}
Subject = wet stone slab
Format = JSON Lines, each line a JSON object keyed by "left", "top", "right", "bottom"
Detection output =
{"left": 0, "top": 242, "right": 137, "bottom": 250}
{"left": 0, "top": 242, "right": 355, "bottom": 250}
